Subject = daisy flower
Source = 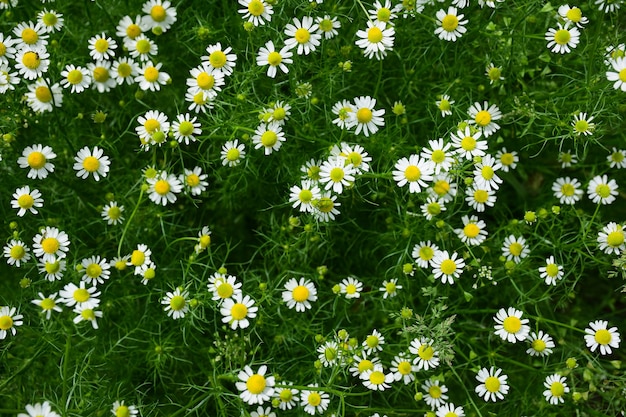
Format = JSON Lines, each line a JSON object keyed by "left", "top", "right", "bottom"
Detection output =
{"left": 60, "top": 64, "right": 91, "bottom": 93}
{"left": 162, "top": 287, "right": 190, "bottom": 319}
{"left": 336, "top": 143, "right": 372, "bottom": 174}
{"left": 605, "top": 44, "right": 626, "bottom": 65}
{"left": 501, "top": 235, "right": 530, "bottom": 263}
{"left": 607, "top": 147, "right": 626, "bottom": 168}
{"left": 59, "top": 282, "right": 101, "bottom": 309}
{"left": 558, "top": 4, "right": 589, "bottom": 27}
{"left": 455, "top": 215, "right": 488, "bottom": 246}
{"left": 339, "top": 276, "right": 363, "bottom": 299}
{"left": 32, "top": 226, "right": 70, "bottom": 262}
{"left": 421, "top": 197, "right": 446, "bottom": 220}
{"left": 37, "top": 9, "right": 64, "bottom": 33}
{"left": 587, "top": 174, "right": 618, "bottom": 205}
{"left": 186, "top": 89, "right": 214, "bottom": 114}
{"left": 317, "top": 340, "right": 340, "bottom": 367}
{"left": 412, "top": 241, "right": 439, "bottom": 268}
{"left": 136, "top": 109, "right": 170, "bottom": 143}
{"left": 101, "top": 201, "right": 125, "bottom": 225}
{"left": 252, "top": 121, "right": 286, "bottom": 155}
{"left": 572, "top": 112, "right": 595, "bottom": 136}
{"left": 434, "top": 7, "right": 468, "bottom": 42}
{"left": 17, "top": 401, "right": 60, "bottom": 417}
{"left": 250, "top": 406, "right": 275, "bottom": 417}
{"left": 300, "top": 385, "right": 330, "bottom": 415}
{"left": 361, "top": 364, "right": 394, "bottom": 391}
{"left": 436, "top": 403, "right": 464, "bottom": 417}
{"left": 81, "top": 256, "right": 110, "bottom": 287}
{"left": 543, "top": 374, "right": 569, "bottom": 404}
{"left": 475, "top": 366, "right": 509, "bottom": 402}
{"left": 355, "top": 20, "right": 395, "bottom": 60}
{"left": 363, "top": 329, "right": 385, "bottom": 354}
{"left": 301, "top": 158, "right": 322, "bottom": 181}
{"left": 473, "top": 154, "right": 502, "bottom": 190}
{"left": 465, "top": 184, "right": 497, "bottom": 212}
{"left": 493, "top": 307, "right": 530, "bottom": 343}
{"left": 379, "top": 278, "right": 402, "bottom": 298}
{"left": 485, "top": 62, "right": 504, "bottom": 84}
{"left": 186, "top": 64, "right": 224, "bottom": 98}
{"left": 256, "top": 41, "right": 292, "bottom": 78}
{"left": 111, "top": 401, "right": 138, "bottom": 417}
{"left": 13, "top": 21, "right": 48, "bottom": 49}
{"left": 111, "top": 57, "right": 139, "bottom": 85}
{"left": 116, "top": 15, "right": 148, "bottom": 43}
{"left": 273, "top": 383, "right": 299, "bottom": 410}
{"left": 3, "top": 240, "right": 31, "bottom": 267}
{"left": 595, "top": 0, "right": 621, "bottom": 12}
{"left": 545, "top": 23, "right": 580, "bottom": 54}
{"left": 195, "top": 226, "right": 212, "bottom": 254}
{"left": 422, "top": 379, "right": 449, "bottom": 410}
{"left": 393, "top": 154, "right": 435, "bottom": 193}
{"left": 468, "top": 101, "right": 502, "bottom": 137}
{"left": 552, "top": 176, "right": 583, "bottom": 204}
{"left": 142, "top": 0, "right": 177, "bottom": 32}
{"left": 584, "top": 320, "right": 621, "bottom": 355}
{"left": 429, "top": 173, "right": 458, "bottom": 202}
{"left": 88, "top": 60, "right": 117, "bottom": 93}
{"left": 431, "top": 250, "right": 465, "bottom": 284}
{"left": 421, "top": 138, "right": 454, "bottom": 174}
{"left": 369, "top": 0, "right": 400, "bottom": 24}
{"left": 136, "top": 61, "right": 169, "bottom": 91}
{"left": 12, "top": 185, "right": 43, "bottom": 216}
{"left": 495, "top": 147, "right": 518, "bottom": 172}
{"left": 351, "top": 96, "right": 385, "bottom": 136}
{"left": 73, "top": 305, "right": 103, "bottom": 329}
{"left": 284, "top": 16, "right": 321, "bottom": 55}
{"left": 181, "top": 166, "right": 208, "bottom": 196}
{"left": 238, "top": 0, "right": 273, "bottom": 26}
{"left": 25, "top": 78, "right": 63, "bottom": 113}
{"left": 236, "top": 365, "right": 275, "bottom": 405}
{"left": 38, "top": 258, "right": 66, "bottom": 281}
{"left": 73, "top": 146, "right": 110, "bottom": 181}
{"left": 451, "top": 126, "right": 487, "bottom": 159}
{"left": 597, "top": 222, "right": 626, "bottom": 255}
{"left": 147, "top": 171, "right": 183, "bottom": 206}
{"left": 436, "top": 94, "right": 454, "bottom": 117}
{"left": 312, "top": 192, "right": 340, "bottom": 222}
{"left": 538, "top": 256, "right": 564, "bottom": 285}
{"left": 31, "top": 292, "right": 62, "bottom": 320}
{"left": 319, "top": 156, "right": 355, "bottom": 194}
{"left": 349, "top": 351, "right": 380, "bottom": 377}
{"left": 0, "top": 306, "right": 23, "bottom": 339}
{"left": 221, "top": 293, "right": 258, "bottom": 330}
{"left": 289, "top": 180, "right": 321, "bottom": 213}
{"left": 526, "top": 330, "right": 555, "bottom": 357}
{"left": 221, "top": 139, "right": 246, "bottom": 166}
{"left": 390, "top": 353, "right": 417, "bottom": 384}
{"left": 316, "top": 15, "right": 341, "bottom": 39}
{"left": 558, "top": 150, "right": 577, "bottom": 168}
{"left": 138, "top": 262, "right": 157, "bottom": 285}
{"left": 0, "top": 34, "right": 16, "bottom": 67}
{"left": 331, "top": 100, "right": 355, "bottom": 130}
{"left": 129, "top": 243, "right": 152, "bottom": 274}
{"left": 14, "top": 47, "right": 48, "bottom": 82}
{"left": 282, "top": 277, "right": 317, "bottom": 312}
{"left": 606, "top": 56, "right": 626, "bottom": 91}
{"left": 88, "top": 32, "right": 117, "bottom": 60}
{"left": 126, "top": 34, "right": 158, "bottom": 62}
{"left": 0, "top": 64, "right": 20, "bottom": 93}
{"left": 409, "top": 337, "right": 440, "bottom": 370}
{"left": 202, "top": 42, "right": 237, "bottom": 76}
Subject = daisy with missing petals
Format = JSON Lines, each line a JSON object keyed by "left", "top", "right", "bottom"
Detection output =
{"left": 337, "top": 143, "right": 372, "bottom": 174}
{"left": 18, "top": 402, "right": 61, "bottom": 417}
{"left": 136, "top": 61, "right": 169, "bottom": 91}
{"left": 300, "top": 385, "right": 330, "bottom": 415}
{"left": 274, "top": 383, "right": 299, "bottom": 410}
{"left": 256, "top": 41, "right": 292, "bottom": 78}
{"left": 332, "top": 100, "right": 355, "bottom": 130}
{"left": 339, "top": 276, "right": 363, "bottom": 299}
{"left": 80, "top": 256, "right": 111, "bottom": 287}
{"left": 317, "top": 340, "right": 340, "bottom": 367}
{"left": 142, "top": 0, "right": 177, "bottom": 33}
{"left": 111, "top": 57, "right": 139, "bottom": 85}
{"left": 369, "top": 0, "right": 400, "bottom": 24}
{"left": 393, "top": 154, "right": 435, "bottom": 193}
{"left": 355, "top": 20, "right": 395, "bottom": 60}
{"left": 434, "top": 7, "right": 468, "bottom": 42}
{"left": 558, "top": 150, "right": 577, "bottom": 168}
{"left": 73, "top": 146, "right": 110, "bottom": 181}
{"left": 181, "top": 166, "right": 209, "bottom": 196}
{"left": 33, "top": 226, "right": 70, "bottom": 262}
{"left": 284, "top": 16, "right": 321, "bottom": 55}
{"left": 351, "top": 96, "right": 385, "bottom": 136}
{"left": 587, "top": 174, "right": 618, "bottom": 205}
{"left": 429, "top": 174, "right": 458, "bottom": 203}
{"left": 552, "top": 176, "right": 583, "bottom": 204}
{"left": 451, "top": 126, "right": 487, "bottom": 159}
{"left": 32, "top": 292, "right": 62, "bottom": 320}
{"left": 129, "top": 243, "right": 152, "bottom": 274}
{"left": 361, "top": 364, "right": 394, "bottom": 391}
{"left": 319, "top": 156, "right": 355, "bottom": 194}
{"left": 221, "top": 140, "right": 246, "bottom": 166}
{"left": 412, "top": 241, "right": 440, "bottom": 268}
{"left": 88, "top": 32, "right": 117, "bottom": 60}
{"left": 485, "top": 62, "right": 504, "bottom": 84}
{"left": 162, "top": 287, "right": 190, "bottom": 319}
{"left": 25, "top": 79, "right": 63, "bottom": 113}
{"left": 436, "top": 94, "right": 454, "bottom": 117}
{"left": 409, "top": 338, "right": 440, "bottom": 370}
{"left": 73, "top": 305, "right": 103, "bottom": 329}
{"left": 543, "top": 374, "right": 569, "bottom": 404}
{"left": 597, "top": 222, "right": 626, "bottom": 255}
{"left": 539, "top": 256, "right": 564, "bottom": 285}
{"left": 312, "top": 192, "right": 341, "bottom": 222}
{"left": 363, "top": 329, "right": 385, "bottom": 354}
{"left": 526, "top": 330, "right": 555, "bottom": 357}
{"left": 455, "top": 215, "right": 488, "bottom": 246}
{"left": 431, "top": 250, "right": 465, "bottom": 284}
{"left": 186, "top": 90, "right": 214, "bottom": 114}
{"left": 289, "top": 180, "right": 321, "bottom": 213}
{"left": 475, "top": 366, "right": 509, "bottom": 402}
{"left": 195, "top": 226, "right": 212, "bottom": 254}
{"left": 60, "top": 64, "right": 91, "bottom": 93}
{"left": 572, "top": 112, "right": 595, "bottom": 136}
{"left": 606, "top": 57, "right": 626, "bottom": 91}
{"left": 316, "top": 15, "right": 341, "bottom": 39}
{"left": 301, "top": 158, "right": 322, "bottom": 182}
{"left": 282, "top": 277, "right": 317, "bottom": 312}
{"left": 493, "top": 307, "right": 530, "bottom": 343}
{"left": 202, "top": 42, "right": 237, "bottom": 76}
{"left": 12, "top": 186, "right": 43, "bottom": 216}
{"left": 147, "top": 171, "right": 183, "bottom": 206}
{"left": 436, "top": 403, "right": 465, "bottom": 417}
{"left": 3, "top": 240, "right": 31, "bottom": 267}
{"left": 111, "top": 401, "right": 138, "bottom": 417}
{"left": 545, "top": 23, "right": 580, "bottom": 54}
{"left": 421, "top": 138, "right": 454, "bottom": 174}
{"left": 266, "top": 101, "right": 291, "bottom": 125}
{"left": 101, "top": 201, "right": 125, "bottom": 225}
{"left": 607, "top": 147, "right": 626, "bottom": 168}
{"left": 422, "top": 379, "right": 449, "bottom": 410}
{"left": 501, "top": 235, "right": 530, "bottom": 263}
{"left": 253, "top": 122, "right": 286, "bottom": 155}
{"left": 236, "top": 365, "right": 275, "bottom": 405}
{"left": 465, "top": 184, "right": 497, "bottom": 212}
{"left": 238, "top": 0, "right": 273, "bottom": 26}
{"left": 221, "top": 293, "right": 258, "bottom": 330}
{"left": 0, "top": 306, "right": 23, "bottom": 339}
{"left": 390, "top": 353, "right": 417, "bottom": 384}
{"left": 584, "top": 320, "right": 621, "bottom": 355}
{"left": 88, "top": 60, "right": 117, "bottom": 93}
{"left": 468, "top": 101, "right": 502, "bottom": 137}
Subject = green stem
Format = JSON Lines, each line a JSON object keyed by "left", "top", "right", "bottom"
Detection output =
{"left": 117, "top": 186, "right": 145, "bottom": 257}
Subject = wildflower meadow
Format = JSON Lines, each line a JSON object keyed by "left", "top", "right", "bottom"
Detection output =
{"left": 1, "top": 0, "right": 626, "bottom": 416}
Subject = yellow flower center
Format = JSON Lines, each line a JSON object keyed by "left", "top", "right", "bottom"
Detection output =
{"left": 461, "top": 136, "right": 476, "bottom": 151}
{"left": 131, "top": 250, "right": 145, "bottom": 266}
{"left": 154, "top": 179, "right": 170, "bottom": 196}
{"left": 481, "top": 165, "right": 494, "bottom": 180}
{"left": 464, "top": 223, "right": 480, "bottom": 238}
{"left": 554, "top": 29, "right": 571, "bottom": 45}
{"left": 475, "top": 110, "right": 492, "bottom": 126}
{"left": 346, "top": 151, "right": 362, "bottom": 167}
{"left": 398, "top": 361, "right": 412, "bottom": 375}
{"left": 502, "top": 316, "right": 521, "bottom": 333}
{"left": 209, "top": 50, "right": 227, "bottom": 68}
{"left": 17, "top": 194, "right": 34, "bottom": 209}
{"left": 377, "top": 8, "right": 391, "bottom": 22}
{"left": 35, "top": 86, "right": 52, "bottom": 102}
{"left": 324, "top": 346, "right": 337, "bottom": 361}
{"left": 10, "top": 245, "right": 25, "bottom": 259}
{"left": 345, "top": 283, "right": 357, "bottom": 294}
{"left": 193, "top": 92, "right": 208, "bottom": 105}
{"left": 439, "top": 99, "right": 451, "bottom": 111}
{"left": 41, "top": 298, "right": 56, "bottom": 310}
{"left": 126, "top": 24, "right": 142, "bottom": 39}
{"left": 441, "top": 14, "right": 459, "bottom": 32}
{"left": 226, "top": 148, "right": 240, "bottom": 161}
{"left": 261, "top": 131, "right": 277, "bottom": 147}
{"left": 574, "top": 119, "right": 589, "bottom": 133}
{"left": 358, "top": 359, "right": 373, "bottom": 373}
{"left": 107, "top": 206, "right": 122, "bottom": 220}
{"left": 185, "top": 173, "right": 200, "bottom": 187}
{"left": 22, "top": 51, "right": 41, "bottom": 69}
{"left": 42, "top": 13, "right": 58, "bottom": 27}
{"left": 385, "top": 281, "right": 396, "bottom": 293}
{"left": 440, "top": 259, "right": 457, "bottom": 275}
{"left": 319, "top": 19, "right": 333, "bottom": 32}
{"left": 509, "top": 242, "right": 523, "bottom": 256}
{"left": 73, "top": 288, "right": 90, "bottom": 303}
{"left": 369, "top": 370, "right": 385, "bottom": 385}
{"left": 216, "top": 282, "right": 233, "bottom": 298}
{"left": 419, "top": 246, "right": 434, "bottom": 260}
{"left": 594, "top": 329, "right": 612, "bottom": 345}
{"left": 0, "top": 43, "right": 6, "bottom": 56}
{"left": 366, "top": 335, "right": 379, "bottom": 348}
{"left": 295, "top": 28, "right": 311, "bottom": 44}
{"left": 500, "top": 153, "right": 514, "bottom": 166}
{"left": 144, "top": 66, "right": 159, "bottom": 82}
{"left": 433, "top": 180, "right": 450, "bottom": 196}
{"left": 93, "top": 66, "right": 110, "bottom": 83}
{"left": 94, "top": 38, "right": 109, "bottom": 53}
{"left": 488, "top": 67, "right": 502, "bottom": 81}
{"left": 566, "top": 7, "right": 582, "bottom": 22}
{"left": 83, "top": 156, "right": 100, "bottom": 172}
{"left": 429, "top": 385, "right": 442, "bottom": 398}
{"left": 248, "top": 0, "right": 265, "bottom": 16}
{"left": 81, "top": 308, "right": 96, "bottom": 321}
{"left": 176, "top": 121, "right": 192, "bottom": 137}
{"left": 292, "top": 285, "right": 310, "bottom": 302}
{"left": 307, "top": 392, "right": 321, "bottom": 407}
{"left": 136, "top": 39, "right": 151, "bottom": 54}
{"left": 404, "top": 165, "right": 421, "bottom": 182}
{"left": 550, "top": 381, "right": 565, "bottom": 397}
{"left": 150, "top": 5, "right": 167, "bottom": 22}
{"left": 0, "top": 315, "right": 13, "bottom": 330}
{"left": 473, "top": 189, "right": 488, "bottom": 203}
{"left": 22, "top": 28, "right": 39, "bottom": 44}
{"left": 619, "top": 68, "right": 626, "bottom": 82}
{"left": 317, "top": 197, "right": 334, "bottom": 213}
{"left": 607, "top": 230, "right": 624, "bottom": 247}
{"left": 595, "top": 184, "right": 611, "bottom": 198}
{"left": 144, "top": 119, "right": 160, "bottom": 133}
{"left": 307, "top": 165, "right": 321, "bottom": 180}
{"left": 117, "top": 63, "right": 132, "bottom": 78}
{"left": 417, "top": 344, "right": 435, "bottom": 360}
{"left": 329, "top": 167, "right": 344, "bottom": 183}
{"left": 367, "top": 27, "right": 383, "bottom": 43}
{"left": 41, "top": 237, "right": 60, "bottom": 254}
{"left": 116, "top": 405, "right": 130, "bottom": 417}
{"left": 484, "top": 376, "right": 500, "bottom": 392}
{"left": 170, "top": 295, "right": 186, "bottom": 311}
{"left": 532, "top": 339, "right": 546, "bottom": 352}
{"left": 431, "top": 149, "right": 446, "bottom": 164}
{"left": 67, "top": 69, "right": 83, "bottom": 85}
{"left": 85, "top": 263, "right": 102, "bottom": 278}
{"left": 545, "top": 263, "right": 559, "bottom": 277}
{"left": 231, "top": 303, "right": 248, "bottom": 320}
{"left": 45, "top": 261, "right": 60, "bottom": 273}
{"left": 561, "top": 183, "right": 575, "bottom": 196}
{"left": 267, "top": 51, "right": 282, "bottom": 66}
{"left": 273, "top": 107, "right": 286, "bottom": 120}
{"left": 197, "top": 72, "right": 214, "bottom": 90}
{"left": 356, "top": 107, "right": 373, "bottom": 123}
{"left": 279, "top": 389, "right": 293, "bottom": 402}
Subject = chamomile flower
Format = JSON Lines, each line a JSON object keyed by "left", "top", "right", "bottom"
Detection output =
{"left": 301, "top": 385, "right": 330, "bottom": 415}
{"left": 221, "top": 293, "right": 258, "bottom": 330}
{"left": 80, "top": 256, "right": 110, "bottom": 287}
{"left": 301, "top": 158, "right": 322, "bottom": 181}
{"left": 317, "top": 340, "right": 340, "bottom": 367}
{"left": 147, "top": 171, "right": 183, "bottom": 206}
{"left": 201, "top": 42, "right": 237, "bottom": 76}
{"left": 253, "top": 121, "right": 286, "bottom": 155}
{"left": 129, "top": 243, "right": 152, "bottom": 274}
{"left": 274, "top": 383, "right": 299, "bottom": 410}
{"left": 538, "top": 256, "right": 564, "bottom": 285}
{"left": 559, "top": 4, "right": 588, "bottom": 27}
{"left": 17, "top": 402, "right": 61, "bottom": 417}
{"left": 421, "top": 138, "right": 454, "bottom": 174}
{"left": 421, "top": 197, "right": 446, "bottom": 220}
{"left": 390, "top": 353, "right": 417, "bottom": 384}
{"left": 351, "top": 96, "right": 385, "bottom": 136}
{"left": 110, "top": 401, "right": 138, "bottom": 417}
{"left": 186, "top": 89, "right": 214, "bottom": 113}
{"left": 37, "top": 9, "right": 64, "bottom": 33}
{"left": 412, "top": 241, "right": 439, "bottom": 268}
{"left": 584, "top": 320, "right": 621, "bottom": 355}
{"left": 558, "top": 150, "right": 577, "bottom": 168}
{"left": 349, "top": 351, "right": 380, "bottom": 377}
{"left": 501, "top": 235, "right": 530, "bottom": 263}
{"left": 337, "top": 143, "right": 372, "bottom": 174}
{"left": 545, "top": 23, "right": 580, "bottom": 54}
{"left": 432, "top": 250, "right": 465, "bottom": 284}
{"left": 59, "top": 281, "right": 101, "bottom": 309}
{"left": 32, "top": 292, "right": 62, "bottom": 319}
{"left": 60, "top": 64, "right": 91, "bottom": 93}
{"left": 284, "top": 16, "right": 321, "bottom": 55}
{"left": 451, "top": 126, "right": 487, "bottom": 159}
{"left": 0, "top": 306, "right": 23, "bottom": 339}
{"left": 597, "top": 222, "right": 626, "bottom": 255}
{"left": 138, "top": 262, "right": 157, "bottom": 285}
{"left": 282, "top": 277, "right": 317, "bottom": 312}
{"left": 73, "top": 146, "right": 110, "bottom": 181}
{"left": 136, "top": 110, "right": 170, "bottom": 143}
{"left": 422, "top": 380, "right": 449, "bottom": 410}
{"left": 355, "top": 20, "right": 395, "bottom": 60}
{"left": 0, "top": 34, "right": 16, "bottom": 67}
{"left": 111, "top": 57, "right": 139, "bottom": 85}
{"left": 236, "top": 365, "right": 275, "bottom": 405}
{"left": 161, "top": 287, "right": 190, "bottom": 319}
{"left": 474, "top": 154, "right": 503, "bottom": 190}
{"left": 429, "top": 174, "right": 458, "bottom": 202}
{"left": 101, "top": 201, "right": 125, "bottom": 225}
{"left": 73, "top": 304, "right": 103, "bottom": 329}
{"left": 312, "top": 192, "right": 341, "bottom": 222}
{"left": 256, "top": 41, "right": 292, "bottom": 78}
{"left": 552, "top": 176, "right": 583, "bottom": 204}
{"left": 339, "top": 276, "right": 363, "bottom": 299}
{"left": 12, "top": 185, "right": 43, "bottom": 216}
{"left": 606, "top": 56, "right": 626, "bottom": 91}
{"left": 13, "top": 21, "right": 48, "bottom": 49}
{"left": 290, "top": 180, "right": 321, "bottom": 213}
{"left": 436, "top": 403, "right": 464, "bottom": 417}
{"left": 571, "top": 112, "right": 595, "bottom": 136}
{"left": 88, "top": 60, "right": 117, "bottom": 93}
{"left": 25, "top": 78, "right": 63, "bottom": 113}
{"left": 331, "top": 100, "right": 355, "bottom": 130}
{"left": 485, "top": 62, "right": 504, "bottom": 84}
{"left": 250, "top": 406, "right": 275, "bottom": 417}
{"left": 369, "top": 0, "right": 400, "bottom": 24}
{"left": 18, "top": 144, "right": 56, "bottom": 179}
{"left": 409, "top": 337, "right": 440, "bottom": 370}
{"left": 468, "top": 101, "right": 502, "bottom": 137}
{"left": 595, "top": 0, "right": 621, "bottom": 13}
{"left": 136, "top": 61, "right": 169, "bottom": 91}
{"left": 3, "top": 240, "right": 31, "bottom": 267}
{"left": 363, "top": 329, "right": 385, "bottom": 354}
{"left": 495, "top": 147, "right": 518, "bottom": 172}
{"left": 465, "top": 184, "right": 497, "bottom": 212}
{"left": 434, "top": 7, "right": 468, "bottom": 42}
{"left": 543, "top": 374, "right": 569, "bottom": 404}
{"left": 221, "top": 140, "right": 246, "bottom": 166}
{"left": 493, "top": 307, "right": 530, "bottom": 343}
{"left": 379, "top": 278, "right": 402, "bottom": 299}
{"left": 238, "top": 0, "right": 273, "bottom": 26}
{"left": 116, "top": 15, "right": 148, "bottom": 43}
{"left": 0, "top": 64, "right": 19, "bottom": 93}
{"left": 607, "top": 147, "right": 626, "bottom": 168}
{"left": 316, "top": 15, "right": 341, "bottom": 39}
{"left": 475, "top": 366, "right": 509, "bottom": 402}
{"left": 142, "top": 0, "right": 177, "bottom": 32}
{"left": 181, "top": 166, "right": 208, "bottom": 196}
{"left": 195, "top": 226, "right": 212, "bottom": 254}
{"left": 319, "top": 156, "right": 355, "bottom": 194}
{"left": 587, "top": 174, "right": 618, "bottom": 205}
{"left": 526, "top": 330, "right": 555, "bottom": 357}
{"left": 127, "top": 34, "right": 158, "bottom": 62}
{"left": 187, "top": 64, "right": 224, "bottom": 98}
{"left": 361, "top": 364, "right": 394, "bottom": 391}
{"left": 88, "top": 32, "right": 117, "bottom": 60}
{"left": 455, "top": 215, "right": 488, "bottom": 246}
{"left": 33, "top": 226, "right": 70, "bottom": 262}
{"left": 393, "top": 154, "right": 434, "bottom": 193}
{"left": 436, "top": 94, "right": 454, "bottom": 117}
{"left": 38, "top": 258, "right": 66, "bottom": 281}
